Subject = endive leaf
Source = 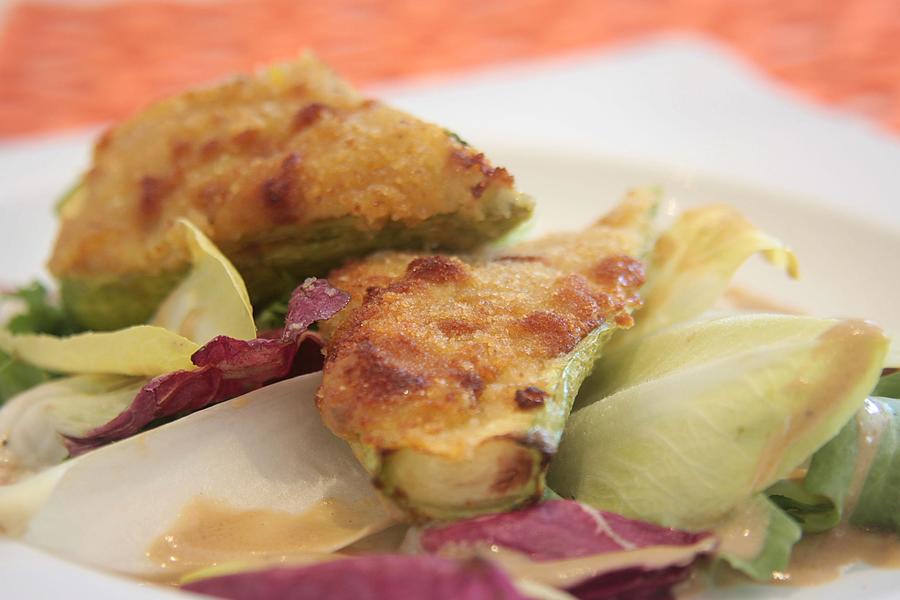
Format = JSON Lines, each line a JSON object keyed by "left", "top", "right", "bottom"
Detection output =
{"left": 0, "top": 375, "right": 144, "bottom": 471}
{"left": 0, "top": 326, "right": 198, "bottom": 376}
{"left": 65, "top": 278, "right": 348, "bottom": 454}
{"left": 151, "top": 219, "right": 256, "bottom": 344}
{"left": 0, "top": 280, "right": 348, "bottom": 471}
{"left": 548, "top": 314, "right": 888, "bottom": 531}
{"left": 0, "top": 219, "right": 256, "bottom": 377}
{"left": 0, "top": 373, "right": 393, "bottom": 577}
{"left": 0, "top": 220, "right": 257, "bottom": 379}
{"left": 610, "top": 205, "right": 798, "bottom": 349}
{"left": 579, "top": 313, "right": 830, "bottom": 405}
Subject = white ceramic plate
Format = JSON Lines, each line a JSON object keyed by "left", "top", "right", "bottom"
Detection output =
{"left": 1, "top": 37, "right": 898, "bottom": 599}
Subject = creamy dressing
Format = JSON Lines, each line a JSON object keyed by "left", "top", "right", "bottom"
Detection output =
{"left": 676, "top": 529, "right": 900, "bottom": 597}
{"left": 435, "top": 539, "right": 717, "bottom": 589}
{"left": 340, "top": 524, "right": 409, "bottom": 555}
{"left": 772, "top": 398, "right": 899, "bottom": 586}
{"left": 145, "top": 497, "right": 385, "bottom": 576}
{"left": 713, "top": 498, "right": 770, "bottom": 560}
{"left": 773, "top": 526, "right": 900, "bottom": 585}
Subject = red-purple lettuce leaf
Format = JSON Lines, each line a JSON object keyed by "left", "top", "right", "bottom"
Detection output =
{"left": 64, "top": 280, "right": 348, "bottom": 454}
{"left": 420, "top": 500, "right": 715, "bottom": 600}
{"left": 282, "top": 278, "right": 352, "bottom": 337}
{"left": 183, "top": 555, "right": 526, "bottom": 600}
{"left": 566, "top": 566, "right": 691, "bottom": 600}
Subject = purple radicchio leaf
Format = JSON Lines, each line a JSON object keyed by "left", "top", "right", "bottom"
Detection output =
{"left": 419, "top": 500, "right": 716, "bottom": 600}
{"left": 183, "top": 555, "right": 526, "bottom": 600}
{"left": 566, "top": 566, "right": 693, "bottom": 600}
{"left": 63, "top": 280, "right": 349, "bottom": 455}
{"left": 282, "top": 278, "right": 352, "bottom": 342}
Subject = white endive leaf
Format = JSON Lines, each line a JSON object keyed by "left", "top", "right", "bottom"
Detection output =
{"left": 0, "top": 326, "right": 197, "bottom": 376}
{"left": 151, "top": 219, "right": 256, "bottom": 344}
{"left": 0, "top": 375, "right": 144, "bottom": 471}
{"left": 0, "top": 373, "right": 393, "bottom": 577}
{"left": 580, "top": 314, "right": 832, "bottom": 403}
{"left": 887, "top": 339, "right": 898, "bottom": 368}
{"left": 0, "top": 219, "right": 257, "bottom": 378}
{"left": 610, "top": 205, "right": 798, "bottom": 349}
{"left": 549, "top": 314, "right": 888, "bottom": 531}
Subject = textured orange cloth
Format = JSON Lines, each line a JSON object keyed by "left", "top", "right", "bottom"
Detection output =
{"left": 1, "top": 0, "right": 899, "bottom": 137}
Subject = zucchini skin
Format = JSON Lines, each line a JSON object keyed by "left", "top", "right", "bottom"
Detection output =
{"left": 49, "top": 55, "right": 533, "bottom": 330}
{"left": 316, "top": 190, "right": 658, "bottom": 522}
{"left": 366, "top": 325, "right": 615, "bottom": 522}
{"left": 316, "top": 188, "right": 660, "bottom": 522}
{"left": 59, "top": 191, "right": 532, "bottom": 331}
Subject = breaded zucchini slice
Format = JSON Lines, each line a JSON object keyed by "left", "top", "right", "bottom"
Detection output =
{"left": 316, "top": 190, "right": 658, "bottom": 521}
{"left": 49, "top": 54, "right": 533, "bottom": 330}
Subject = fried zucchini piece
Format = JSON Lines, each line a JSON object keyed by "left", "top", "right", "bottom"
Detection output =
{"left": 316, "top": 190, "right": 658, "bottom": 521}
{"left": 48, "top": 55, "right": 533, "bottom": 330}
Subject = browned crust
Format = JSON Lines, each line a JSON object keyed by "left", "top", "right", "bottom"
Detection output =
{"left": 316, "top": 198, "right": 652, "bottom": 458}
{"left": 49, "top": 56, "right": 517, "bottom": 278}
{"left": 514, "top": 387, "right": 548, "bottom": 410}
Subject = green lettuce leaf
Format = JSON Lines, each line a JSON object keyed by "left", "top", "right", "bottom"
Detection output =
{"left": 548, "top": 314, "right": 888, "bottom": 532}
{"left": 852, "top": 398, "right": 900, "bottom": 531}
{"left": 1, "top": 282, "right": 82, "bottom": 404}
{"left": 713, "top": 494, "right": 801, "bottom": 581}
{"left": 3, "top": 282, "right": 81, "bottom": 337}
{"left": 766, "top": 479, "right": 840, "bottom": 535}
{"left": 0, "top": 350, "right": 52, "bottom": 405}
{"left": 607, "top": 205, "right": 798, "bottom": 351}
{"left": 254, "top": 294, "right": 290, "bottom": 332}
{"left": 874, "top": 371, "right": 900, "bottom": 399}
{"left": 769, "top": 397, "right": 900, "bottom": 533}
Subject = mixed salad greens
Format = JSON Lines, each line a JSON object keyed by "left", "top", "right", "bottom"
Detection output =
{"left": 0, "top": 188, "right": 897, "bottom": 600}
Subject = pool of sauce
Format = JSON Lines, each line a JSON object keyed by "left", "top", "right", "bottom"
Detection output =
{"left": 772, "top": 398, "right": 898, "bottom": 585}
{"left": 713, "top": 498, "right": 770, "bottom": 561}
{"left": 773, "top": 526, "right": 900, "bottom": 585}
{"left": 145, "top": 496, "right": 386, "bottom": 578}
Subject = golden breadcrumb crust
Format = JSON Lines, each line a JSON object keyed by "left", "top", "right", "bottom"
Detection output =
{"left": 316, "top": 192, "right": 656, "bottom": 458}
{"left": 49, "top": 55, "right": 516, "bottom": 278}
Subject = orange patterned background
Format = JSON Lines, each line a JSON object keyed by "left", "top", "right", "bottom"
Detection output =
{"left": 1, "top": 0, "right": 899, "bottom": 138}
